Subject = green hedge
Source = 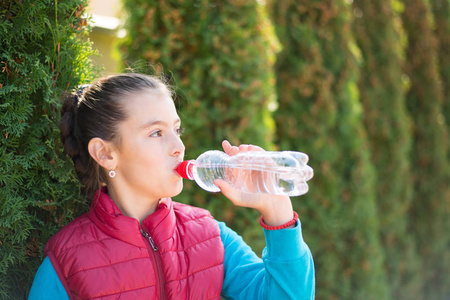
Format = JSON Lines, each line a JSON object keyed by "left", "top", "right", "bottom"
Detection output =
{"left": 431, "top": 0, "right": 450, "bottom": 142}
{"left": 0, "top": 1, "right": 95, "bottom": 298}
{"left": 351, "top": 1, "right": 422, "bottom": 299}
{"left": 402, "top": 0, "right": 450, "bottom": 299}
{"left": 269, "top": 1, "right": 390, "bottom": 299}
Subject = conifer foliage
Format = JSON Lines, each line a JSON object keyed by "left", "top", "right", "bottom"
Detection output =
{"left": 401, "top": 0, "right": 450, "bottom": 299}
{"left": 120, "top": 0, "right": 278, "bottom": 253}
{"left": 269, "top": 1, "right": 390, "bottom": 299}
{"left": 0, "top": 1, "right": 95, "bottom": 298}
{"left": 431, "top": 0, "right": 450, "bottom": 140}
{"left": 351, "top": 1, "right": 422, "bottom": 299}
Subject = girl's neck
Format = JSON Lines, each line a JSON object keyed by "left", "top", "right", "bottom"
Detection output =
{"left": 106, "top": 184, "right": 160, "bottom": 223}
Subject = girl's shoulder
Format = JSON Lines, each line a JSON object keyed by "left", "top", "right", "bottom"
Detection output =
{"left": 44, "top": 212, "right": 94, "bottom": 255}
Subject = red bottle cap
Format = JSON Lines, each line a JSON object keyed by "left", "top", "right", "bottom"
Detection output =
{"left": 176, "top": 160, "right": 195, "bottom": 180}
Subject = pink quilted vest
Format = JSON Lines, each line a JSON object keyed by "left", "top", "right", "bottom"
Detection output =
{"left": 44, "top": 188, "right": 224, "bottom": 299}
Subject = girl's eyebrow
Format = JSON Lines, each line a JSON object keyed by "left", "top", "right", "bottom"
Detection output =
{"left": 140, "top": 118, "right": 181, "bottom": 130}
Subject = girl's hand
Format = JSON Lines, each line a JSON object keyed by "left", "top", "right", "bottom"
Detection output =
{"left": 213, "top": 140, "right": 295, "bottom": 227}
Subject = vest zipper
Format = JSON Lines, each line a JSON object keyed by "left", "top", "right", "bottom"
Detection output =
{"left": 141, "top": 229, "right": 166, "bottom": 300}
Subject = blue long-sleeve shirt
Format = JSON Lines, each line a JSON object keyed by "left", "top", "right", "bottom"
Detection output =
{"left": 29, "top": 220, "right": 315, "bottom": 299}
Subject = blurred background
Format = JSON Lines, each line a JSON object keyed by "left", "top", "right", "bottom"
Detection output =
{"left": 0, "top": 0, "right": 449, "bottom": 299}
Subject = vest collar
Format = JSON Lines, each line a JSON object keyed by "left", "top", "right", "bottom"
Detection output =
{"left": 88, "top": 187, "right": 175, "bottom": 247}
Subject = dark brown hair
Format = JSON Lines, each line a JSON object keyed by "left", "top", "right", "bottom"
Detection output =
{"left": 60, "top": 73, "right": 170, "bottom": 200}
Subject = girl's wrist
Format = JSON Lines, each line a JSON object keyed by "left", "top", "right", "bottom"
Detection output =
{"left": 260, "top": 211, "right": 298, "bottom": 230}
{"left": 258, "top": 196, "right": 294, "bottom": 227}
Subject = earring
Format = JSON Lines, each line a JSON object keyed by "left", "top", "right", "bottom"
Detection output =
{"left": 109, "top": 169, "right": 116, "bottom": 178}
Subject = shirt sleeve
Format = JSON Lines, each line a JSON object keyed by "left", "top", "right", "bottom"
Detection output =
{"left": 218, "top": 219, "right": 315, "bottom": 300}
{"left": 28, "top": 256, "right": 69, "bottom": 300}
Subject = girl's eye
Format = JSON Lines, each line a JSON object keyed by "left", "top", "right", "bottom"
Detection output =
{"left": 150, "top": 130, "right": 162, "bottom": 137}
{"left": 176, "top": 127, "right": 185, "bottom": 136}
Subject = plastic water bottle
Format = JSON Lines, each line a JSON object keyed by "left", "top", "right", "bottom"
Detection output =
{"left": 176, "top": 150, "right": 313, "bottom": 196}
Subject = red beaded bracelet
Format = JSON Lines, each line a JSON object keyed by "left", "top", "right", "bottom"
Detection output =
{"left": 259, "top": 211, "right": 299, "bottom": 230}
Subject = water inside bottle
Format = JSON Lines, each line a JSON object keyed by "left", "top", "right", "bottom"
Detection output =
{"left": 194, "top": 163, "right": 311, "bottom": 196}
{"left": 190, "top": 150, "right": 313, "bottom": 196}
{"left": 193, "top": 164, "right": 224, "bottom": 193}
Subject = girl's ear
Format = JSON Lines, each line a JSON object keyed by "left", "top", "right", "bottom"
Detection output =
{"left": 88, "top": 138, "right": 117, "bottom": 170}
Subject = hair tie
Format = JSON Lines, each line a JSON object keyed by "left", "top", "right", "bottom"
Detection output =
{"left": 74, "top": 84, "right": 91, "bottom": 105}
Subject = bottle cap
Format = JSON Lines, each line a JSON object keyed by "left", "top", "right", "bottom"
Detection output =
{"left": 176, "top": 160, "right": 195, "bottom": 180}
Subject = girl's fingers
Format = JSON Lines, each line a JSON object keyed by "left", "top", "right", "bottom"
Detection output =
{"left": 222, "top": 140, "right": 232, "bottom": 153}
{"left": 214, "top": 179, "right": 261, "bottom": 209}
{"left": 238, "top": 144, "right": 250, "bottom": 152}
{"left": 214, "top": 179, "right": 241, "bottom": 204}
{"left": 223, "top": 140, "right": 265, "bottom": 157}
{"left": 222, "top": 140, "right": 240, "bottom": 156}
{"left": 247, "top": 144, "right": 265, "bottom": 152}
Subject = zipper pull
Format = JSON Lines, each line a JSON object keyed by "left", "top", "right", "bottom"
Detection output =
{"left": 141, "top": 229, "right": 159, "bottom": 251}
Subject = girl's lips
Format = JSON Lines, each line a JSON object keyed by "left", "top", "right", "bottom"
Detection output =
{"left": 174, "top": 162, "right": 183, "bottom": 176}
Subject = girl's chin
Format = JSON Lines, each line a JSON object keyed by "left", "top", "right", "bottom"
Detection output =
{"left": 168, "top": 182, "right": 183, "bottom": 198}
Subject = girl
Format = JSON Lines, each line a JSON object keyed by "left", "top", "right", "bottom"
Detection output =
{"left": 29, "top": 73, "right": 315, "bottom": 299}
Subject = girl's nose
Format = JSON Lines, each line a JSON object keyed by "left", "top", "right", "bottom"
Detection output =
{"left": 172, "top": 134, "right": 185, "bottom": 157}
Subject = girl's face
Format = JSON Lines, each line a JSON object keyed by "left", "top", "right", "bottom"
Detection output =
{"left": 112, "top": 90, "right": 185, "bottom": 201}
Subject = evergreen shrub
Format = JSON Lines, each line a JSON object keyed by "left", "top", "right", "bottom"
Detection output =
{"left": 430, "top": 0, "right": 450, "bottom": 137}
{"left": 0, "top": 1, "right": 95, "bottom": 298}
{"left": 402, "top": 0, "right": 450, "bottom": 299}
{"left": 351, "top": 1, "right": 422, "bottom": 299}
{"left": 269, "top": 1, "right": 390, "bottom": 299}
